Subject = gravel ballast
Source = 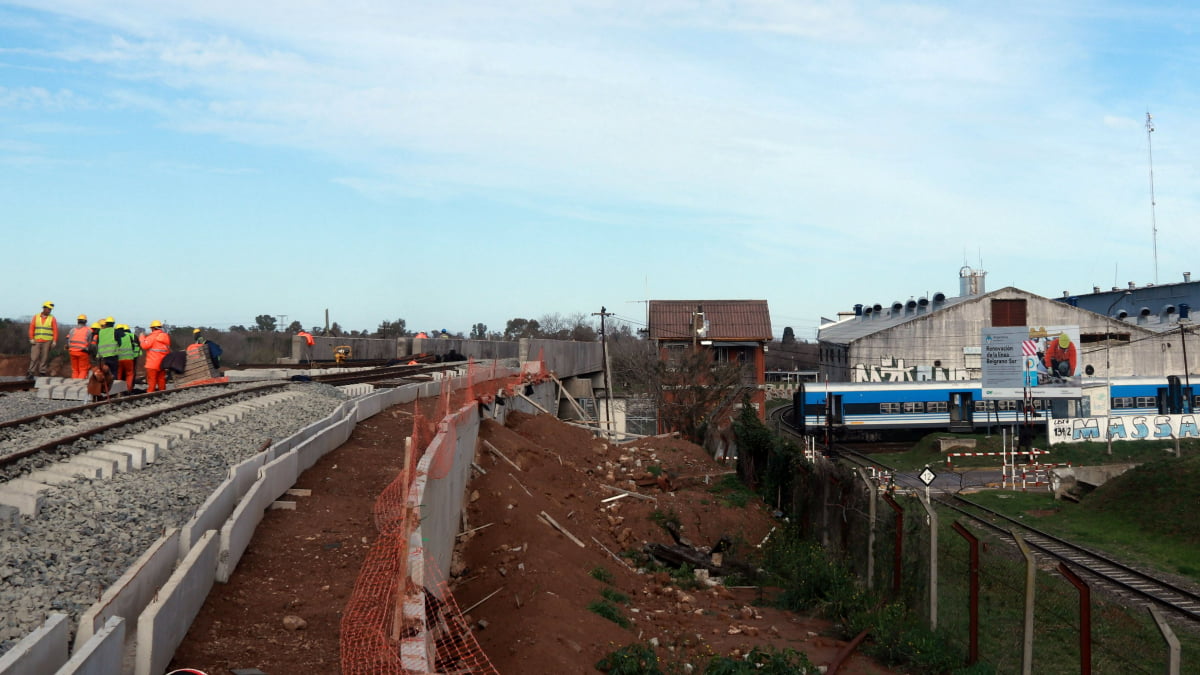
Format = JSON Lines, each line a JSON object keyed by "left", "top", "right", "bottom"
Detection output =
{"left": 0, "top": 382, "right": 349, "bottom": 654}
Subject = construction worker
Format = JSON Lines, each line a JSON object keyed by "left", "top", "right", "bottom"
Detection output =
{"left": 414, "top": 331, "right": 429, "bottom": 339}
{"left": 1044, "top": 332, "right": 1077, "bottom": 381}
{"left": 296, "top": 329, "right": 314, "bottom": 366}
{"left": 95, "top": 317, "right": 120, "bottom": 380}
{"left": 67, "top": 314, "right": 94, "bottom": 379}
{"left": 138, "top": 320, "right": 171, "bottom": 392}
{"left": 27, "top": 301, "right": 58, "bottom": 379}
{"left": 115, "top": 324, "right": 141, "bottom": 390}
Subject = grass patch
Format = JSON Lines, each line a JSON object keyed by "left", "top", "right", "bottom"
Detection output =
{"left": 708, "top": 473, "right": 755, "bottom": 508}
{"left": 872, "top": 433, "right": 1200, "bottom": 472}
{"left": 595, "top": 642, "right": 662, "bottom": 674}
{"left": 601, "top": 587, "right": 631, "bottom": 604}
{"left": 962, "top": 455, "right": 1200, "bottom": 583}
{"left": 590, "top": 565, "right": 615, "bottom": 584}
{"left": 649, "top": 508, "right": 681, "bottom": 533}
{"left": 588, "top": 599, "right": 631, "bottom": 628}
{"left": 646, "top": 464, "right": 664, "bottom": 477}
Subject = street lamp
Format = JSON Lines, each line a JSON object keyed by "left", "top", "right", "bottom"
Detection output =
{"left": 1105, "top": 291, "right": 1132, "bottom": 455}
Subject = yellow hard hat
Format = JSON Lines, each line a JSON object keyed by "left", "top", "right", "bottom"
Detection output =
{"left": 104, "top": 316, "right": 114, "bottom": 324}
{"left": 193, "top": 328, "right": 202, "bottom": 334}
{"left": 77, "top": 314, "right": 87, "bottom": 321}
{"left": 91, "top": 322, "right": 100, "bottom": 329}
{"left": 43, "top": 301, "right": 54, "bottom": 309}
{"left": 117, "top": 324, "right": 129, "bottom": 330}
{"left": 1058, "top": 333, "right": 1070, "bottom": 347}
{"left": 150, "top": 320, "right": 163, "bottom": 328}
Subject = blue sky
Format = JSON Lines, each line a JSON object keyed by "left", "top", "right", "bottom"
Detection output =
{"left": 4, "top": 2, "right": 1200, "bottom": 339}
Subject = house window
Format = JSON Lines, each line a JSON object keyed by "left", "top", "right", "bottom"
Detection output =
{"left": 665, "top": 344, "right": 685, "bottom": 368}
{"left": 991, "top": 299, "right": 1027, "bottom": 327}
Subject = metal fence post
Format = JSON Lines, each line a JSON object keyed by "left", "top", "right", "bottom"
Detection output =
{"left": 951, "top": 521, "right": 979, "bottom": 666}
{"left": 881, "top": 491, "right": 903, "bottom": 596}
{"left": 856, "top": 468, "right": 876, "bottom": 590}
{"left": 1147, "top": 606, "right": 1180, "bottom": 675}
{"left": 1012, "top": 531, "right": 1036, "bottom": 675}
{"left": 1057, "top": 562, "right": 1092, "bottom": 675}
{"left": 918, "top": 492, "right": 937, "bottom": 630}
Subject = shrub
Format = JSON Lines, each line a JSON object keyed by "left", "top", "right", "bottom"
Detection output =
{"left": 595, "top": 642, "right": 663, "bottom": 674}
{"left": 590, "top": 566, "right": 615, "bottom": 584}
{"left": 588, "top": 599, "right": 630, "bottom": 628}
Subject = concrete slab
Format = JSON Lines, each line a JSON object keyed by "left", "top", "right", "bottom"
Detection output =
{"left": 43, "top": 462, "right": 103, "bottom": 479}
{"left": 135, "top": 433, "right": 175, "bottom": 452}
{"left": 0, "top": 487, "right": 43, "bottom": 516}
{"left": 69, "top": 455, "right": 118, "bottom": 478}
{"left": 77, "top": 530, "right": 180, "bottom": 648}
{"left": 181, "top": 478, "right": 237, "bottom": 560}
{"left": 135, "top": 530, "right": 219, "bottom": 675}
{"left": 87, "top": 449, "right": 132, "bottom": 472}
{"left": 3, "top": 478, "right": 53, "bottom": 497}
{"left": 58, "top": 615, "right": 124, "bottom": 675}
{"left": 218, "top": 450, "right": 298, "bottom": 582}
{"left": 0, "top": 612, "right": 68, "bottom": 675}
{"left": 116, "top": 438, "right": 162, "bottom": 462}
{"left": 156, "top": 424, "right": 193, "bottom": 440}
{"left": 100, "top": 443, "right": 146, "bottom": 469}
{"left": 0, "top": 504, "right": 18, "bottom": 526}
{"left": 23, "top": 469, "right": 81, "bottom": 486}
{"left": 174, "top": 420, "right": 207, "bottom": 434}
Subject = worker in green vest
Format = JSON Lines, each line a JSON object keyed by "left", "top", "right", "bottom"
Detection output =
{"left": 115, "top": 324, "right": 142, "bottom": 390}
{"left": 96, "top": 317, "right": 120, "bottom": 379}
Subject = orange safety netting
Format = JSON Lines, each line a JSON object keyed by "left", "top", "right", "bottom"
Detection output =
{"left": 341, "top": 366, "right": 547, "bottom": 674}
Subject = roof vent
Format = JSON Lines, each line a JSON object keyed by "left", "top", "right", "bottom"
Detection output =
{"left": 1129, "top": 281, "right": 1137, "bottom": 289}
{"left": 1185, "top": 272, "right": 1192, "bottom": 283}
{"left": 1139, "top": 306, "right": 1152, "bottom": 317}
{"left": 1163, "top": 304, "right": 1177, "bottom": 316}
{"left": 905, "top": 299, "right": 917, "bottom": 313}
{"left": 1093, "top": 286, "right": 1101, "bottom": 293}
{"left": 891, "top": 301, "right": 903, "bottom": 315}
{"left": 853, "top": 303, "right": 863, "bottom": 317}
{"left": 1116, "top": 309, "right": 1129, "bottom": 319}
{"left": 932, "top": 292, "right": 946, "bottom": 304}
{"left": 872, "top": 303, "right": 883, "bottom": 318}
{"left": 1182, "top": 303, "right": 1191, "bottom": 319}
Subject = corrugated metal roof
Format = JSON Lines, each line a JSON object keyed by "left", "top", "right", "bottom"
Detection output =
{"left": 648, "top": 300, "right": 772, "bottom": 341}
{"left": 817, "top": 295, "right": 972, "bottom": 344}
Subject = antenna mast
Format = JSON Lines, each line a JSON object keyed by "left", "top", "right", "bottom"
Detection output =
{"left": 1146, "top": 111, "right": 1159, "bottom": 284}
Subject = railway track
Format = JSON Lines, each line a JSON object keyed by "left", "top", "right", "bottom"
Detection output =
{"left": 0, "top": 382, "right": 291, "bottom": 478}
{"left": 942, "top": 495, "right": 1200, "bottom": 624}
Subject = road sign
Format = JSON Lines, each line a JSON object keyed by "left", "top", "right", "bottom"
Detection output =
{"left": 918, "top": 466, "right": 937, "bottom": 486}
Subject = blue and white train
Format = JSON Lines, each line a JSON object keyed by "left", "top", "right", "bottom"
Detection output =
{"left": 790, "top": 376, "right": 1197, "bottom": 439}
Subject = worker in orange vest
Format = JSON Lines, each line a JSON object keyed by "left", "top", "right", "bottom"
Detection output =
{"left": 138, "top": 320, "right": 171, "bottom": 392}
{"left": 67, "top": 314, "right": 94, "bottom": 379}
{"left": 296, "top": 329, "right": 314, "bottom": 366}
{"left": 27, "top": 301, "right": 58, "bottom": 379}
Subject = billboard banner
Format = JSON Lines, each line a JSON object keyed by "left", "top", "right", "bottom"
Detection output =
{"left": 1050, "top": 414, "right": 1200, "bottom": 444}
{"left": 982, "top": 325, "right": 1082, "bottom": 399}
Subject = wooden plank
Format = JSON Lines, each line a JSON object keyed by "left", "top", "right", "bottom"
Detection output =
{"left": 539, "top": 511, "right": 585, "bottom": 548}
{"left": 482, "top": 439, "right": 522, "bottom": 472}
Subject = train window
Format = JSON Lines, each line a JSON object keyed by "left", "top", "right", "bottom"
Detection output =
{"left": 880, "top": 402, "right": 901, "bottom": 414}
{"left": 902, "top": 402, "right": 924, "bottom": 413}
{"left": 1136, "top": 396, "right": 1156, "bottom": 408}
{"left": 973, "top": 401, "right": 993, "bottom": 412}
{"left": 996, "top": 400, "right": 1018, "bottom": 411}
{"left": 1113, "top": 397, "right": 1134, "bottom": 409}
{"left": 928, "top": 401, "right": 947, "bottom": 413}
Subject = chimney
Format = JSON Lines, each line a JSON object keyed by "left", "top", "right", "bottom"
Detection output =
{"left": 1093, "top": 286, "right": 1100, "bottom": 293}
{"left": 1128, "top": 281, "right": 1136, "bottom": 289}
{"left": 1186, "top": 272, "right": 1193, "bottom": 283}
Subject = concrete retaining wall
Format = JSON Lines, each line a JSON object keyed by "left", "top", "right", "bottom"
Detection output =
{"left": 75, "top": 529, "right": 180, "bottom": 648}
{"left": 58, "top": 616, "right": 123, "bottom": 675}
{"left": 0, "top": 613, "right": 68, "bottom": 675}
{"left": 135, "top": 531, "right": 220, "bottom": 675}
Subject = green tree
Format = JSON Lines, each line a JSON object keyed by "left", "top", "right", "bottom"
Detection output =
{"left": 253, "top": 314, "right": 277, "bottom": 332}
{"left": 375, "top": 318, "right": 409, "bottom": 338}
{"left": 782, "top": 326, "right": 795, "bottom": 344}
{"left": 286, "top": 320, "right": 303, "bottom": 333}
{"left": 503, "top": 317, "right": 541, "bottom": 340}
{"left": 470, "top": 323, "right": 488, "bottom": 340}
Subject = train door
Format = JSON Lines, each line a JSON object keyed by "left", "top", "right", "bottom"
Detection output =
{"left": 948, "top": 391, "right": 974, "bottom": 432}
{"left": 825, "top": 393, "right": 844, "bottom": 425}
{"left": 1157, "top": 376, "right": 1194, "bottom": 414}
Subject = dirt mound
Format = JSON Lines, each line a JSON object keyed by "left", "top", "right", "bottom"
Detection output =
{"left": 455, "top": 415, "right": 900, "bottom": 674}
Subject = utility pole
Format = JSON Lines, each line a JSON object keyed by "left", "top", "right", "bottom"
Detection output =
{"left": 692, "top": 304, "right": 704, "bottom": 350}
{"left": 1147, "top": 111, "right": 1159, "bottom": 284}
{"left": 276, "top": 315, "right": 288, "bottom": 332}
{"left": 592, "top": 306, "right": 615, "bottom": 433}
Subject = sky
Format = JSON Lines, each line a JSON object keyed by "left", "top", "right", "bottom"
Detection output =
{"left": 3, "top": 2, "right": 1200, "bottom": 340}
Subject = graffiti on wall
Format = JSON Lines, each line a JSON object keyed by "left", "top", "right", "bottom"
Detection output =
{"left": 851, "top": 357, "right": 971, "bottom": 383}
{"left": 1050, "top": 415, "right": 1200, "bottom": 445}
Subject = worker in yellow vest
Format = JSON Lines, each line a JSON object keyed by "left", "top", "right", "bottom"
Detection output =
{"left": 115, "top": 324, "right": 142, "bottom": 390}
{"left": 27, "top": 301, "right": 58, "bottom": 379}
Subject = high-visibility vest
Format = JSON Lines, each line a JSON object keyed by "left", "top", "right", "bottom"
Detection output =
{"left": 139, "top": 330, "right": 171, "bottom": 369}
{"left": 96, "top": 327, "right": 119, "bottom": 358}
{"left": 116, "top": 332, "right": 141, "bottom": 360}
{"left": 30, "top": 315, "right": 57, "bottom": 342}
{"left": 187, "top": 342, "right": 207, "bottom": 357}
{"left": 69, "top": 326, "right": 93, "bottom": 352}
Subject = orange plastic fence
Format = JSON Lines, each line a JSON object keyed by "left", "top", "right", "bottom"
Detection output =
{"left": 340, "top": 367, "right": 547, "bottom": 674}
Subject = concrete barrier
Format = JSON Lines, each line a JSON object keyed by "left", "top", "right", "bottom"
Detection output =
{"left": 0, "top": 613, "right": 69, "bottom": 675}
{"left": 76, "top": 530, "right": 181, "bottom": 648}
{"left": 58, "top": 616, "right": 124, "bottom": 675}
{"left": 181, "top": 475, "right": 240, "bottom": 559}
{"left": 134, "top": 530, "right": 219, "bottom": 675}
{"left": 217, "top": 450, "right": 299, "bottom": 583}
